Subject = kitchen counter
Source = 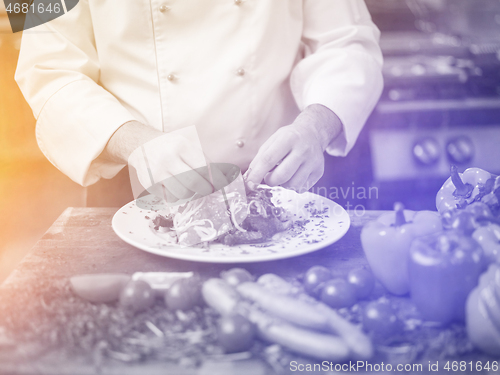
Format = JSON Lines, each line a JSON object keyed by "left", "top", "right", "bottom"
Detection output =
{"left": 1, "top": 207, "right": 378, "bottom": 287}
{"left": 0, "top": 208, "right": 495, "bottom": 374}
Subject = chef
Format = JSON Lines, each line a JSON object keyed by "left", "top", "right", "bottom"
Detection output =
{"left": 15, "top": 0, "right": 383, "bottom": 204}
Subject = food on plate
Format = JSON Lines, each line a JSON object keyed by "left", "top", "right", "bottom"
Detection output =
{"left": 361, "top": 202, "right": 442, "bottom": 295}
{"left": 152, "top": 186, "right": 292, "bottom": 247}
{"left": 151, "top": 190, "right": 241, "bottom": 246}
{"left": 466, "top": 264, "right": 500, "bottom": 355}
{"left": 362, "top": 300, "right": 402, "bottom": 340}
{"left": 409, "top": 232, "right": 484, "bottom": 325}
{"left": 347, "top": 267, "right": 375, "bottom": 300}
{"left": 436, "top": 165, "right": 494, "bottom": 214}
{"left": 303, "top": 265, "right": 332, "bottom": 297}
{"left": 217, "top": 314, "right": 256, "bottom": 353}
{"left": 320, "top": 279, "right": 357, "bottom": 309}
{"left": 119, "top": 279, "right": 156, "bottom": 313}
{"left": 70, "top": 274, "right": 131, "bottom": 303}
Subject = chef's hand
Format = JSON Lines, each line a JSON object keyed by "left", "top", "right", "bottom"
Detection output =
{"left": 245, "top": 104, "right": 343, "bottom": 193}
{"left": 103, "top": 121, "right": 228, "bottom": 204}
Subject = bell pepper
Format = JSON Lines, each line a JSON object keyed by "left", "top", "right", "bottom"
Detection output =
{"left": 409, "top": 231, "right": 484, "bottom": 325}
{"left": 466, "top": 264, "right": 500, "bottom": 356}
{"left": 473, "top": 223, "right": 500, "bottom": 264}
{"left": 478, "top": 175, "right": 500, "bottom": 218}
{"left": 441, "top": 202, "right": 494, "bottom": 236}
{"left": 361, "top": 203, "right": 442, "bottom": 296}
{"left": 436, "top": 165, "right": 492, "bottom": 214}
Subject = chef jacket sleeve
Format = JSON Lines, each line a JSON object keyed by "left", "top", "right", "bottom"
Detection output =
{"left": 15, "top": 2, "right": 137, "bottom": 186}
{"left": 290, "top": 0, "right": 384, "bottom": 156}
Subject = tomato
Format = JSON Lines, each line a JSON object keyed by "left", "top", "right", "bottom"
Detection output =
{"left": 347, "top": 267, "right": 375, "bottom": 300}
{"left": 320, "top": 279, "right": 357, "bottom": 308}
{"left": 220, "top": 268, "right": 253, "bottom": 287}
{"left": 165, "top": 277, "right": 202, "bottom": 311}
{"left": 217, "top": 314, "right": 255, "bottom": 353}
{"left": 362, "top": 301, "right": 402, "bottom": 339}
{"left": 119, "top": 280, "right": 155, "bottom": 312}
{"left": 303, "top": 266, "right": 332, "bottom": 296}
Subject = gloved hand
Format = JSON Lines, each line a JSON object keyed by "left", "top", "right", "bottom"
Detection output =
{"left": 245, "top": 104, "right": 342, "bottom": 193}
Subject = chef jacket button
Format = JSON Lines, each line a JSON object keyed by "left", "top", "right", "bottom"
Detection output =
{"left": 167, "top": 74, "right": 177, "bottom": 81}
{"left": 236, "top": 68, "right": 245, "bottom": 76}
{"left": 159, "top": 5, "right": 170, "bottom": 12}
{"left": 234, "top": 0, "right": 243, "bottom": 5}
{"left": 236, "top": 140, "right": 245, "bottom": 148}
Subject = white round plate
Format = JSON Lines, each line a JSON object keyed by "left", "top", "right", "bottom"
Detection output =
{"left": 112, "top": 187, "right": 350, "bottom": 263}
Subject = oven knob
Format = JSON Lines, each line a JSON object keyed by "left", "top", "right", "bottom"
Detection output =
{"left": 413, "top": 137, "right": 440, "bottom": 166}
{"left": 446, "top": 136, "right": 474, "bottom": 165}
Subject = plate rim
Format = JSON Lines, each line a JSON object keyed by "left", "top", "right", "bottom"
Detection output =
{"left": 111, "top": 191, "right": 351, "bottom": 263}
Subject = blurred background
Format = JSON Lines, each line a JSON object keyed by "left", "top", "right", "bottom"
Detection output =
{"left": 318, "top": 0, "right": 500, "bottom": 210}
{"left": 0, "top": 2, "right": 85, "bottom": 282}
{"left": 1, "top": 0, "right": 500, "bottom": 281}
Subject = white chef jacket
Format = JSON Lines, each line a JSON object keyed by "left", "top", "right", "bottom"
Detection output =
{"left": 16, "top": 0, "right": 383, "bottom": 187}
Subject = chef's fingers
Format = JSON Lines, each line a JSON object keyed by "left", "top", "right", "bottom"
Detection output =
{"left": 212, "top": 163, "right": 241, "bottom": 182}
{"left": 264, "top": 153, "right": 302, "bottom": 187}
{"left": 208, "top": 164, "right": 230, "bottom": 191}
{"left": 178, "top": 144, "right": 208, "bottom": 171}
{"left": 162, "top": 174, "right": 194, "bottom": 200}
{"left": 281, "top": 164, "right": 313, "bottom": 193}
{"left": 160, "top": 183, "right": 179, "bottom": 203}
{"left": 246, "top": 137, "right": 292, "bottom": 186}
{"left": 145, "top": 180, "right": 178, "bottom": 203}
{"left": 174, "top": 167, "right": 214, "bottom": 197}
{"left": 170, "top": 150, "right": 213, "bottom": 196}
{"left": 308, "top": 166, "right": 324, "bottom": 189}
{"left": 254, "top": 131, "right": 281, "bottom": 156}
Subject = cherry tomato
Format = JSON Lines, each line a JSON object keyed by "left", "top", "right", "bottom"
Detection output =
{"left": 347, "top": 267, "right": 375, "bottom": 300}
{"left": 220, "top": 268, "right": 253, "bottom": 287}
{"left": 119, "top": 280, "right": 155, "bottom": 313}
{"left": 362, "top": 301, "right": 402, "bottom": 339}
{"left": 303, "top": 266, "right": 332, "bottom": 296}
{"left": 320, "top": 279, "right": 357, "bottom": 308}
{"left": 165, "top": 277, "right": 202, "bottom": 311}
{"left": 217, "top": 314, "right": 255, "bottom": 353}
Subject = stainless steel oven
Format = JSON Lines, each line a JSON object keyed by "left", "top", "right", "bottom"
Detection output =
{"left": 365, "top": 0, "right": 500, "bottom": 210}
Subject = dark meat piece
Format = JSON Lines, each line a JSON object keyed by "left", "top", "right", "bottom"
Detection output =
{"left": 221, "top": 231, "right": 264, "bottom": 246}
{"left": 152, "top": 215, "right": 174, "bottom": 230}
{"left": 245, "top": 216, "right": 284, "bottom": 239}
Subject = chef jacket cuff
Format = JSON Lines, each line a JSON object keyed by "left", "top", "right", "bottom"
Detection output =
{"left": 304, "top": 87, "right": 378, "bottom": 158}
{"left": 301, "top": 99, "right": 360, "bottom": 157}
{"left": 35, "top": 79, "right": 137, "bottom": 186}
{"left": 296, "top": 56, "right": 383, "bottom": 157}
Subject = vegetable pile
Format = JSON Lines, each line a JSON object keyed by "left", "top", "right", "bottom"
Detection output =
{"left": 0, "top": 265, "right": 494, "bottom": 373}
{"left": 1, "top": 165, "right": 499, "bottom": 372}
{"left": 0, "top": 277, "right": 222, "bottom": 368}
{"left": 361, "top": 165, "right": 500, "bottom": 357}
